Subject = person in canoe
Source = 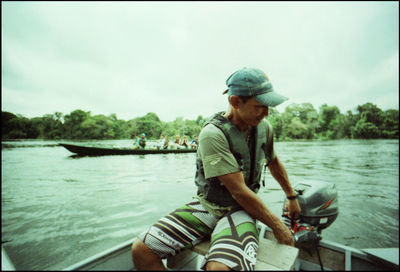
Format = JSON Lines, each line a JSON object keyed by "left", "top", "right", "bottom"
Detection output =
{"left": 132, "top": 133, "right": 146, "bottom": 149}
{"left": 190, "top": 135, "right": 198, "bottom": 149}
{"left": 174, "top": 134, "right": 181, "bottom": 145}
{"left": 170, "top": 134, "right": 182, "bottom": 149}
{"left": 157, "top": 135, "right": 165, "bottom": 150}
{"left": 131, "top": 67, "right": 301, "bottom": 271}
{"left": 163, "top": 135, "right": 169, "bottom": 149}
{"left": 158, "top": 134, "right": 169, "bottom": 149}
{"left": 180, "top": 135, "right": 189, "bottom": 148}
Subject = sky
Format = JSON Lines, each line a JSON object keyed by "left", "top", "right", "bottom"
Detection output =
{"left": 2, "top": 1, "right": 399, "bottom": 122}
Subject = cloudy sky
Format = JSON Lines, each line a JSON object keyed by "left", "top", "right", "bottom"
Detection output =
{"left": 2, "top": 1, "right": 398, "bottom": 122}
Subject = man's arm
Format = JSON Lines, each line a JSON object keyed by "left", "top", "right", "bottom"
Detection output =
{"left": 218, "top": 172, "right": 294, "bottom": 246}
{"left": 268, "top": 156, "right": 301, "bottom": 219}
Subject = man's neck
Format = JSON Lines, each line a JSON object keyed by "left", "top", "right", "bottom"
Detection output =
{"left": 223, "top": 109, "right": 249, "bottom": 132}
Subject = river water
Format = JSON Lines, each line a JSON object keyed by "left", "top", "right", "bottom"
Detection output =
{"left": 1, "top": 139, "right": 399, "bottom": 270}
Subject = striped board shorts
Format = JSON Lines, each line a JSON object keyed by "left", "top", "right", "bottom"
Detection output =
{"left": 137, "top": 200, "right": 259, "bottom": 270}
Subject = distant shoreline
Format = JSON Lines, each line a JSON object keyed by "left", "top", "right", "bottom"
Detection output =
{"left": 2, "top": 102, "right": 398, "bottom": 140}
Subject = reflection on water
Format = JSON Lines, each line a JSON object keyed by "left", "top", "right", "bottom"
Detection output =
{"left": 1, "top": 139, "right": 399, "bottom": 270}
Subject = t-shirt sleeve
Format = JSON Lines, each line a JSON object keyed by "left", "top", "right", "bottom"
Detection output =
{"left": 198, "top": 124, "right": 241, "bottom": 179}
{"left": 263, "top": 120, "right": 276, "bottom": 164}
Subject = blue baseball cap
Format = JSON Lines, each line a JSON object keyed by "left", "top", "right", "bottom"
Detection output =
{"left": 223, "top": 67, "right": 288, "bottom": 107}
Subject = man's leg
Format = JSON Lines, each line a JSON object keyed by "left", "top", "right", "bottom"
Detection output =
{"left": 206, "top": 261, "right": 230, "bottom": 270}
{"left": 132, "top": 200, "right": 219, "bottom": 270}
{"left": 131, "top": 239, "right": 165, "bottom": 270}
{"left": 201, "top": 208, "right": 259, "bottom": 271}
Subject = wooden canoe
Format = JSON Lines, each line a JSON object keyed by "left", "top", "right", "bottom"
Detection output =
{"left": 59, "top": 143, "right": 196, "bottom": 156}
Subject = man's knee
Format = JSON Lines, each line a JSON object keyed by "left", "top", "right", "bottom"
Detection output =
{"left": 131, "top": 239, "right": 161, "bottom": 267}
{"left": 131, "top": 239, "right": 142, "bottom": 255}
{"left": 206, "top": 261, "right": 230, "bottom": 271}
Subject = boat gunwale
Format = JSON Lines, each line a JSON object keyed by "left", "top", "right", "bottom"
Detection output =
{"left": 62, "top": 238, "right": 136, "bottom": 271}
{"left": 59, "top": 143, "right": 197, "bottom": 156}
{"left": 61, "top": 235, "right": 398, "bottom": 271}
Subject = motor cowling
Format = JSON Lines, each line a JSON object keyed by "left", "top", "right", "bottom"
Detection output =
{"left": 282, "top": 180, "right": 339, "bottom": 246}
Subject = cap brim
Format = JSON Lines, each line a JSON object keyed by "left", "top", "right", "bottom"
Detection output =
{"left": 254, "top": 91, "right": 288, "bottom": 107}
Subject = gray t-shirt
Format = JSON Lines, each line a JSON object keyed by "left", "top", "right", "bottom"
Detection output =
{"left": 195, "top": 119, "right": 276, "bottom": 216}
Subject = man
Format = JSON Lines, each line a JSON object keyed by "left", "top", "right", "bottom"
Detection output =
{"left": 158, "top": 134, "right": 166, "bottom": 149}
{"left": 180, "top": 135, "right": 189, "bottom": 148}
{"left": 190, "top": 135, "right": 199, "bottom": 149}
{"left": 133, "top": 133, "right": 146, "bottom": 149}
{"left": 131, "top": 67, "right": 301, "bottom": 271}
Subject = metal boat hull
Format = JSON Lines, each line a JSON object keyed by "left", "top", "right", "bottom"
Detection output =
{"left": 61, "top": 226, "right": 398, "bottom": 271}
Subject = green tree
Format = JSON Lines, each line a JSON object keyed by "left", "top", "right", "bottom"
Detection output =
{"left": 353, "top": 114, "right": 380, "bottom": 139}
{"left": 352, "top": 103, "right": 387, "bottom": 139}
{"left": 267, "top": 107, "right": 283, "bottom": 139}
{"left": 80, "top": 117, "right": 99, "bottom": 139}
{"left": 317, "top": 104, "right": 341, "bottom": 138}
{"left": 160, "top": 122, "right": 176, "bottom": 138}
{"left": 2, "top": 111, "right": 18, "bottom": 137}
{"left": 196, "top": 115, "right": 206, "bottom": 127}
{"left": 343, "top": 110, "right": 357, "bottom": 138}
{"left": 356, "top": 103, "right": 384, "bottom": 127}
{"left": 183, "top": 119, "right": 202, "bottom": 138}
{"left": 127, "top": 112, "right": 162, "bottom": 139}
{"left": 1, "top": 112, "right": 38, "bottom": 139}
{"left": 287, "top": 117, "right": 309, "bottom": 139}
{"left": 109, "top": 113, "right": 128, "bottom": 138}
{"left": 2, "top": 102, "right": 398, "bottom": 140}
{"left": 93, "top": 114, "right": 116, "bottom": 139}
{"left": 277, "top": 103, "right": 318, "bottom": 139}
{"left": 37, "top": 113, "right": 64, "bottom": 139}
{"left": 381, "top": 109, "right": 399, "bottom": 138}
{"left": 63, "top": 109, "right": 91, "bottom": 139}
{"left": 2, "top": 112, "right": 23, "bottom": 139}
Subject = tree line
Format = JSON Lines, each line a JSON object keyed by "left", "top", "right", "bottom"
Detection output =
{"left": 2, "top": 110, "right": 205, "bottom": 141}
{"left": 1, "top": 102, "right": 398, "bottom": 141}
{"left": 267, "top": 102, "right": 398, "bottom": 140}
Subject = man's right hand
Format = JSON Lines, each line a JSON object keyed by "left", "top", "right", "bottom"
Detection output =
{"left": 218, "top": 171, "right": 295, "bottom": 247}
{"left": 271, "top": 221, "right": 294, "bottom": 246}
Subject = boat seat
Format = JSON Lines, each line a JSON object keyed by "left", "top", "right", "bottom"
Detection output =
{"left": 167, "top": 223, "right": 299, "bottom": 270}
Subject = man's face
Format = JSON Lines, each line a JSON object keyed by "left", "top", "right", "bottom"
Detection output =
{"left": 237, "top": 97, "right": 269, "bottom": 126}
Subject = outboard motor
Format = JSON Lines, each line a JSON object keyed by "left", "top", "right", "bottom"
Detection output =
{"left": 282, "top": 180, "right": 339, "bottom": 248}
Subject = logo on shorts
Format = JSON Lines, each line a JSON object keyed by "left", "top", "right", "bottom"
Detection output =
{"left": 244, "top": 241, "right": 258, "bottom": 263}
{"left": 158, "top": 231, "right": 179, "bottom": 248}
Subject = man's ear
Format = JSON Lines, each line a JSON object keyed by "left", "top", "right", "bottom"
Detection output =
{"left": 229, "top": 95, "right": 241, "bottom": 109}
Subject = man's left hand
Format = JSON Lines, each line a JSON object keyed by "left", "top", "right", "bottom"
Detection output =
{"left": 284, "top": 199, "right": 301, "bottom": 219}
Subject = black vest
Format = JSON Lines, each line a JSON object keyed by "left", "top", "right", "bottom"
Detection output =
{"left": 194, "top": 112, "right": 268, "bottom": 207}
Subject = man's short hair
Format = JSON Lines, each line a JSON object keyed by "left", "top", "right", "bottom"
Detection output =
{"left": 228, "top": 95, "right": 252, "bottom": 104}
